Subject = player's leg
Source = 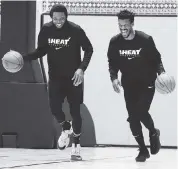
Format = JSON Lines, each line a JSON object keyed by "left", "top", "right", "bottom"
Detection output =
{"left": 138, "top": 85, "right": 161, "bottom": 155}
{"left": 69, "top": 103, "right": 82, "bottom": 161}
{"left": 67, "top": 81, "right": 83, "bottom": 161}
{"left": 48, "top": 79, "right": 72, "bottom": 150}
{"left": 124, "top": 85, "right": 150, "bottom": 162}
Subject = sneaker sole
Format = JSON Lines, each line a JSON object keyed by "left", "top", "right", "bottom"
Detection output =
{"left": 71, "top": 155, "right": 82, "bottom": 161}
{"left": 136, "top": 154, "right": 150, "bottom": 162}
{"left": 58, "top": 145, "right": 66, "bottom": 150}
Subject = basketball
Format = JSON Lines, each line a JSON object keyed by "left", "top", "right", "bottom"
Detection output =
{"left": 155, "top": 73, "right": 176, "bottom": 94}
{"left": 1, "top": 50, "right": 24, "bottom": 73}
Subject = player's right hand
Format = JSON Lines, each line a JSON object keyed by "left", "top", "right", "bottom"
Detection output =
{"left": 112, "top": 79, "right": 121, "bottom": 93}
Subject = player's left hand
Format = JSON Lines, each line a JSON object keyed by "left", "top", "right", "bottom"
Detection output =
{"left": 72, "top": 69, "right": 84, "bottom": 86}
{"left": 158, "top": 71, "right": 166, "bottom": 76}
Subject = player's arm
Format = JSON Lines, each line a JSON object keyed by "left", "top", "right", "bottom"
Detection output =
{"left": 107, "top": 39, "right": 121, "bottom": 93}
{"left": 148, "top": 36, "right": 166, "bottom": 75}
{"left": 107, "top": 39, "right": 120, "bottom": 82}
{"left": 72, "top": 28, "right": 93, "bottom": 86}
{"left": 23, "top": 26, "right": 48, "bottom": 61}
{"left": 78, "top": 28, "right": 93, "bottom": 72}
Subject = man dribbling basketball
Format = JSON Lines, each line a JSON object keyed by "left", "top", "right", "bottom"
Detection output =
{"left": 23, "top": 4, "right": 93, "bottom": 160}
{"left": 107, "top": 10, "right": 165, "bottom": 162}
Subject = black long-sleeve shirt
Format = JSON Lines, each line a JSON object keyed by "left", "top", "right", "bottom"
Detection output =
{"left": 24, "top": 21, "right": 93, "bottom": 80}
{"left": 107, "top": 30, "right": 165, "bottom": 85}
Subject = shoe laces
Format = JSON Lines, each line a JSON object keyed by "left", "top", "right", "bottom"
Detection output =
{"left": 60, "top": 131, "right": 69, "bottom": 141}
{"left": 71, "top": 144, "right": 81, "bottom": 156}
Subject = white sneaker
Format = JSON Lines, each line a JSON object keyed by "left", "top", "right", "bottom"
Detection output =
{"left": 58, "top": 129, "right": 72, "bottom": 150}
{"left": 71, "top": 143, "right": 82, "bottom": 161}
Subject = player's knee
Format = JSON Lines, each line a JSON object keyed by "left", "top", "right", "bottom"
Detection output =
{"left": 139, "top": 110, "right": 149, "bottom": 119}
{"left": 69, "top": 102, "right": 80, "bottom": 113}
{"left": 127, "top": 117, "right": 142, "bottom": 136}
{"left": 127, "top": 114, "right": 139, "bottom": 122}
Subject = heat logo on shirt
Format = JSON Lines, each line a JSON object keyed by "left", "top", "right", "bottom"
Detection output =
{"left": 119, "top": 48, "right": 142, "bottom": 60}
{"left": 48, "top": 37, "right": 71, "bottom": 50}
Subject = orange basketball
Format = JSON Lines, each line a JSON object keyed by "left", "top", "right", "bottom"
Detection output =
{"left": 155, "top": 73, "right": 176, "bottom": 94}
{"left": 1, "top": 50, "right": 24, "bottom": 73}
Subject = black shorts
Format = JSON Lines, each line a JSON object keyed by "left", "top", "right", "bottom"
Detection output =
{"left": 48, "top": 77, "right": 84, "bottom": 104}
{"left": 122, "top": 81, "right": 155, "bottom": 122}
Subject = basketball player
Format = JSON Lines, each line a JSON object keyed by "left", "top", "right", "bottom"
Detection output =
{"left": 23, "top": 4, "right": 93, "bottom": 160}
{"left": 107, "top": 10, "right": 165, "bottom": 162}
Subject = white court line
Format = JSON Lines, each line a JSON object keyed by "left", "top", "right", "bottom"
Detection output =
{"left": 0, "top": 156, "right": 133, "bottom": 169}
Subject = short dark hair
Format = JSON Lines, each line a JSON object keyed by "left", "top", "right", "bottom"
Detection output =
{"left": 117, "top": 10, "right": 135, "bottom": 23}
{"left": 49, "top": 4, "right": 68, "bottom": 18}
